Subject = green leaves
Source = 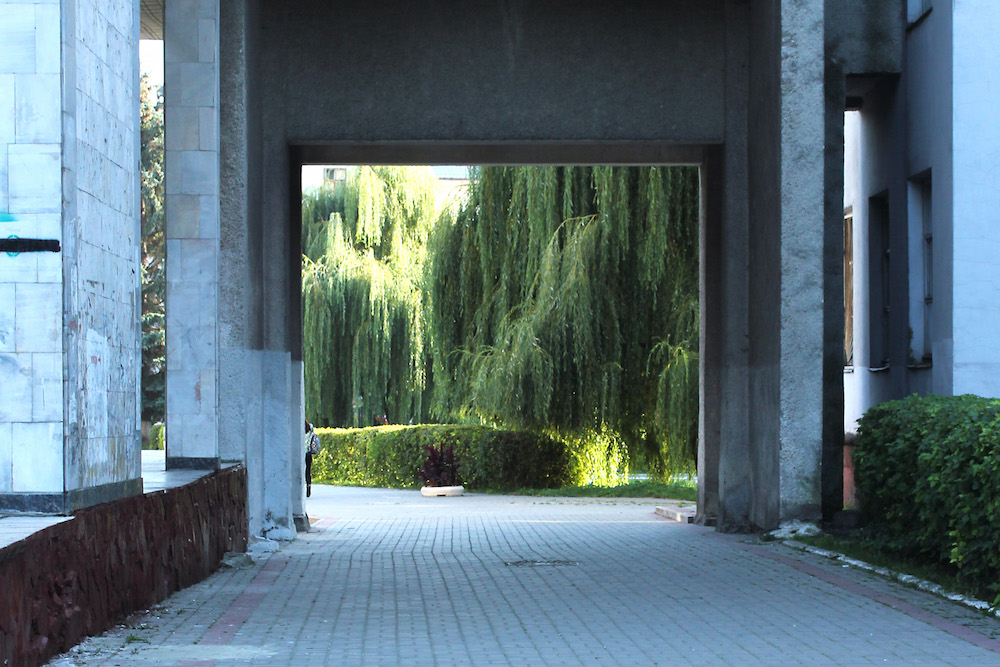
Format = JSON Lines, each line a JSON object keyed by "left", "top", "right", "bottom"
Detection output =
{"left": 303, "top": 165, "right": 701, "bottom": 478}
{"left": 302, "top": 167, "right": 440, "bottom": 427}
{"left": 855, "top": 394, "right": 1000, "bottom": 597}
{"left": 310, "top": 425, "right": 573, "bottom": 490}
{"left": 140, "top": 74, "right": 165, "bottom": 422}
{"left": 427, "top": 167, "right": 700, "bottom": 476}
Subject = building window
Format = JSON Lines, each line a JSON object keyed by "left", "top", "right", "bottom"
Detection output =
{"left": 908, "top": 174, "right": 932, "bottom": 364}
{"left": 869, "top": 194, "right": 890, "bottom": 369}
{"left": 907, "top": 0, "right": 932, "bottom": 24}
{"left": 844, "top": 210, "right": 854, "bottom": 366}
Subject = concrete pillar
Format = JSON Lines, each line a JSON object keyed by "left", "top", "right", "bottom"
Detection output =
{"left": 256, "top": 135, "right": 300, "bottom": 540}
{"left": 164, "top": 0, "right": 221, "bottom": 470}
{"left": 776, "top": 0, "right": 826, "bottom": 524}
{"left": 0, "top": 1, "right": 66, "bottom": 511}
{"left": 218, "top": 0, "right": 263, "bottom": 534}
{"left": 822, "top": 58, "right": 847, "bottom": 522}
{"left": 715, "top": 1, "right": 752, "bottom": 530}
{"left": 218, "top": 0, "right": 298, "bottom": 538}
{"left": 697, "top": 151, "right": 722, "bottom": 526}
{"left": 0, "top": 0, "right": 142, "bottom": 513}
{"left": 745, "top": 0, "right": 827, "bottom": 530}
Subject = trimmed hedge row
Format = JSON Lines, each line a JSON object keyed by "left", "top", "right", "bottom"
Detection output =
{"left": 311, "top": 424, "right": 628, "bottom": 491}
{"left": 854, "top": 394, "right": 1000, "bottom": 599}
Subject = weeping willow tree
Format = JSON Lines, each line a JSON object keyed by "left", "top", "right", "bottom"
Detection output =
{"left": 301, "top": 179, "right": 346, "bottom": 262}
{"left": 427, "top": 166, "right": 700, "bottom": 476}
{"left": 302, "top": 166, "right": 442, "bottom": 427}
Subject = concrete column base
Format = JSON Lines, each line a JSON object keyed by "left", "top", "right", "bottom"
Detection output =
{"left": 166, "top": 457, "right": 220, "bottom": 471}
{"left": 0, "top": 478, "right": 143, "bottom": 515}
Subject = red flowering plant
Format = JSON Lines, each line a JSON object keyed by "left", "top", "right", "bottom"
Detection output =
{"left": 418, "top": 442, "right": 462, "bottom": 487}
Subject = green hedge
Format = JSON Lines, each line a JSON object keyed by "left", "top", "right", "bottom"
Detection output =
{"left": 854, "top": 394, "right": 1000, "bottom": 599}
{"left": 311, "top": 424, "right": 628, "bottom": 491}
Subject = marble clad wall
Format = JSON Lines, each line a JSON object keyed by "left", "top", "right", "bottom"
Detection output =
{"left": 63, "top": 0, "right": 142, "bottom": 491}
{"left": 164, "top": 0, "right": 220, "bottom": 465}
{"left": 0, "top": 0, "right": 142, "bottom": 502}
{"left": 0, "top": 1, "right": 66, "bottom": 495}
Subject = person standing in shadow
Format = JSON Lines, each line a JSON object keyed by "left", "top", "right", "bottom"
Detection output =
{"left": 305, "top": 419, "right": 321, "bottom": 497}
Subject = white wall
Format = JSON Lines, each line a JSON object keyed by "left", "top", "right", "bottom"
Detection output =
{"left": 844, "top": 0, "right": 1000, "bottom": 429}
{"left": 951, "top": 1, "right": 1000, "bottom": 398}
{"left": 0, "top": 1, "right": 66, "bottom": 494}
{"left": 0, "top": 0, "right": 142, "bottom": 502}
{"left": 906, "top": 0, "right": 953, "bottom": 397}
{"left": 842, "top": 1, "right": 958, "bottom": 429}
{"left": 842, "top": 89, "right": 905, "bottom": 431}
{"left": 63, "top": 0, "right": 142, "bottom": 490}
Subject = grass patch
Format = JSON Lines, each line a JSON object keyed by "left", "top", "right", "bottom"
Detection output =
{"left": 794, "top": 533, "right": 994, "bottom": 604}
{"left": 124, "top": 634, "right": 149, "bottom": 645}
{"left": 505, "top": 479, "right": 696, "bottom": 500}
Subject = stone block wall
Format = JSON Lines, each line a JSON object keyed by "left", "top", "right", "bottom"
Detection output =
{"left": 0, "top": 465, "right": 248, "bottom": 667}
{"left": 63, "top": 0, "right": 142, "bottom": 492}
{"left": 1, "top": 0, "right": 143, "bottom": 510}
{"left": 164, "top": 0, "right": 221, "bottom": 467}
{"left": 0, "top": 1, "right": 67, "bottom": 496}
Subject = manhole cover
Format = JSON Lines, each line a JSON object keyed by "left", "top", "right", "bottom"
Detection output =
{"left": 504, "top": 560, "right": 579, "bottom": 567}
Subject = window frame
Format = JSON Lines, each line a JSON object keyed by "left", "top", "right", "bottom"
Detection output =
{"left": 868, "top": 193, "right": 891, "bottom": 371}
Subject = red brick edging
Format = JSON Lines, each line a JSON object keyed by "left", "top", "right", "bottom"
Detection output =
{"left": 0, "top": 466, "right": 248, "bottom": 667}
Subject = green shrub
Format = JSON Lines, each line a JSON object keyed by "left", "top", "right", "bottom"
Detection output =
{"left": 311, "top": 424, "right": 594, "bottom": 491}
{"left": 854, "top": 394, "right": 1000, "bottom": 600}
{"left": 555, "top": 426, "right": 630, "bottom": 486}
{"left": 145, "top": 422, "right": 165, "bottom": 451}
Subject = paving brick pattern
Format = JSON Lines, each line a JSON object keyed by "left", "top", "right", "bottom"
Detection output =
{"left": 50, "top": 487, "right": 1000, "bottom": 665}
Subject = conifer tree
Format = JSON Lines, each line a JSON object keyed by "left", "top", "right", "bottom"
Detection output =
{"left": 140, "top": 73, "right": 165, "bottom": 423}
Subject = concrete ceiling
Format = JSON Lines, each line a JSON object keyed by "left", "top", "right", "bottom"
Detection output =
{"left": 140, "top": 0, "right": 163, "bottom": 40}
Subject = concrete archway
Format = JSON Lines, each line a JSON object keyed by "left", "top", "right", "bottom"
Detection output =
{"left": 156, "top": 0, "right": 902, "bottom": 537}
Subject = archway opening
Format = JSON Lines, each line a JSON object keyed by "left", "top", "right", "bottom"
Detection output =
{"left": 292, "top": 144, "right": 713, "bottom": 514}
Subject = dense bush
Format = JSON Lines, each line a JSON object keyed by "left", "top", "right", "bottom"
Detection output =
{"left": 310, "top": 424, "right": 629, "bottom": 491}
{"left": 418, "top": 441, "right": 462, "bottom": 487}
{"left": 854, "top": 394, "right": 1000, "bottom": 600}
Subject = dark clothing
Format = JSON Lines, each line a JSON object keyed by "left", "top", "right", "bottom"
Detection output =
{"left": 305, "top": 452, "right": 313, "bottom": 496}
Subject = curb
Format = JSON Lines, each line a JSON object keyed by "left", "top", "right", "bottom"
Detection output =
{"left": 654, "top": 505, "right": 695, "bottom": 523}
{"left": 783, "top": 539, "right": 999, "bottom": 619}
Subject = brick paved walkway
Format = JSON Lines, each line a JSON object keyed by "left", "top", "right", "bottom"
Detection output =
{"left": 50, "top": 486, "right": 1000, "bottom": 665}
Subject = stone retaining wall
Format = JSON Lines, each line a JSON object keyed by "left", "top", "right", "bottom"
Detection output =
{"left": 0, "top": 465, "right": 248, "bottom": 666}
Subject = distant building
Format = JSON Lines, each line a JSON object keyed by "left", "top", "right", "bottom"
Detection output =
{"left": 322, "top": 167, "right": 348, "bottom": 183}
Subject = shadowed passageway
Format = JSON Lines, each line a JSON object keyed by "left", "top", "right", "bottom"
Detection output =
{"left": 52, "top": 487, "right": 1000, "bottom": 665}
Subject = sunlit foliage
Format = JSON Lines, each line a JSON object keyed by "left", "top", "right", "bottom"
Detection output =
{"left": 427, "top": 167, "right": 700, "bottom": 476}
{"left": 302, "top": 167, "right": 440, "bottom": 427}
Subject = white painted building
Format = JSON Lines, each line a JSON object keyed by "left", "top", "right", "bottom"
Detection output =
{"left": 843, "top": 0, "right": 1000, "bottom": 431}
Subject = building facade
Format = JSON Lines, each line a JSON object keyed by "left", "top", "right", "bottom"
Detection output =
{"left": 4, "top": 0, "right": 957, "bottom": 535}
{"left": 843, "top": 0, "right": 1000, "bottom": 431}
